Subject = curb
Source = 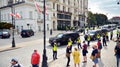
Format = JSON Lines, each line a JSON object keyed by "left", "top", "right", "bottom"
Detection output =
{"left": 0, "top": 47, "right": 21, "bottom": 52}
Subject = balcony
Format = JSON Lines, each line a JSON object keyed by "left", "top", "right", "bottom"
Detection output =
{"left": 0, "top": 0, "right": 25, "bottom": 9}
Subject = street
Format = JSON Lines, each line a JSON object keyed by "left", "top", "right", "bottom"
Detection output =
{"left": 0, "top": 30, "right": 118, "bottom": 67}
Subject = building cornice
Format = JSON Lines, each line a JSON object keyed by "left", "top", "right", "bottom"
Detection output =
{"left": 0, "top": 1, "right": 25, "bottom": 9}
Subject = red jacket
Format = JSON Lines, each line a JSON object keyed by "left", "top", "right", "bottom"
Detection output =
{"left": 31, "top": 52, "right": 40, "bottom": 65}
{"left": 97, "top": 41, "right": 100, "bottom": 49}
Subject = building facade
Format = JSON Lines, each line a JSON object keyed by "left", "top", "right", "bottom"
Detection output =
{"left": 50, "top": 0, "right": 88, "bottom": 30}
{"left": 0, "top": 0, "right": 52, "bottom": 32}
{"left": 0, "top": 0, "right": 88, "bottom": 32}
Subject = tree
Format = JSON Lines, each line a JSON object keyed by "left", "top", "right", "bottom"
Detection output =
{"left": 0, "top": 22, "right": 13, "bottom": 29}
{"left": 94, "top": 13, "right": 108, "bottom": 25}
{"left": 87, "top": 11, "right": 96, "bottom": 27}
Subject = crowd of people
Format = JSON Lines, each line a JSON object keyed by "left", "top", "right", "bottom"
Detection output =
{"left": 10, "top": 30, "right": 120, "bottom": 67}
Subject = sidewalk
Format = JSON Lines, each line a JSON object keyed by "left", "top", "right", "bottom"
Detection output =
{"left": 48, "top": 40, "right": 116, "bottom": 67}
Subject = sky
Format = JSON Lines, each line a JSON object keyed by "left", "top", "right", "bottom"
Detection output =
{"left": 88, "top": 0, "right": 120, "bottom": 19}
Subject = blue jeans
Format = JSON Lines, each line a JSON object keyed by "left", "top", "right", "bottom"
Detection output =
{"left": 116, "top": 55, "right": 120, "bottom": 67}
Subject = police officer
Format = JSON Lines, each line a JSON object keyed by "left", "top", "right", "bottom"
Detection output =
{"left": 53, "top": 42, "right": 57, "bottom": 60}
{"left": 86, "top": 27, "right": 88, "bottom": 33}
{"left": 117, "top": 30, "right": 119, "bottom": 38}
{"left": 103, "top": 33, "right": 107, "bottom": 46}
{"left": 87, "top": 35, "right": 91, "bottom": 46}
{"left": 68, "top": 38, "right": 73, "bottom": 51}
{"left": 77, "top": 36, "right": 82, "bottom": 49}
{"left": 97, "top": 34, "right": 100, "bottom": 40}
{"left": 110, "top": 31, "right": 113, "bottom": 40}
{"left": 106, "top": 32, "right": 109, "bottom": 41}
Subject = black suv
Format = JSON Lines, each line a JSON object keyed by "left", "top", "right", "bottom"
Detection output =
{"left": 21, "top": 29, "right": 34, "bottom": 38}
{"left": 49, "top": 32, "right": 79, "bottom": 46}
{"left": 0, "top": 31, "right": 11, "bottom": 38}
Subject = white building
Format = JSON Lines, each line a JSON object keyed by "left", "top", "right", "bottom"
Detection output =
{"left": 0, "top": 0, "right": 88, "bottom": 32}
{"left": 0, "top": 0, "right": 52, "bottom": 32}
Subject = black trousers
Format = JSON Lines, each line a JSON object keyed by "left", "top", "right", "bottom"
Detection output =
{"left": 103, "top": 41, "right": 107, "bottom": 46}
{"left": 78, "top": 43, "right": 82, "bottom": 49}
{"left": 70, "top": 45, "right": 72, "bottom": 51}
{"left": 88, "top": 41, "right": 90, "bottom": 46}
{"left": 67, "top": 56, "right": 70, "bottom": 66}
{"left": 53, "top": 51, "right": 57, "bottom": 60}
{"left": 110, "top": 34, "right": 113, "bottom": 40}
{"left": 32, "top": 64, "right": 39, "bottom": 67}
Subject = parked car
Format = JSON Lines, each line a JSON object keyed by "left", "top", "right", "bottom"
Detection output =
{"left": 0, "top": 31, "right": 11, "bottom": 38}
{"left": 49, "top": 32, "right": 79, "bottom": 46}
{"left": 21, "top": 29, "right": 34, "bottom": 38}
{"left": 84, "top": 30, "right": 102, "bottom": 41}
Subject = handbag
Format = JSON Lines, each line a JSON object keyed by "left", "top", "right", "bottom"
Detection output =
{"left": 90, "top": 55, "right": 95, "bottom": 61}
{"left": 66, "top": 53, "right": 70, "bottom": 57}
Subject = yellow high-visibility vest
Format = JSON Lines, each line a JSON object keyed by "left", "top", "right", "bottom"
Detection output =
{"left": 68, "top": 41, "right": 72, "bottom": 46}
{"left": 53, "top": 44, "right": 57, "bottom": 51}
{"left": 87, "top": 36, "right": 90, "bottom": 41}
{"left": 77, "top": 38, "right": 81, "bottom": 43}
{"left": 106, "top": 32, "right": 108, "bottom": 36}
{"left": 117, "top": 30, "right": 119, "bottom": 34}
{"left": 97, "top": 34, "right": 100, "bottom": 38}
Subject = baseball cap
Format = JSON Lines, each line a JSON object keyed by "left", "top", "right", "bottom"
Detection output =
{"left": 11, "top": 58, "right": 18, "bottom": 63}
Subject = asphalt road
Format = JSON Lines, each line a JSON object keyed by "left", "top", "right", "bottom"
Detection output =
{"left": 0, "top": 31, "right": 66, "bottom": 47}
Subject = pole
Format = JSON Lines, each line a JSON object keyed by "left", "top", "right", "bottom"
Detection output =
{"left": 42, "top": 0, "right": 48, "bottom": 67}
{"left": 0, "top": 10, "right": 1, "bottom": 22}
{"left": 11, "top": 6, "right": 15, "bottom": 47}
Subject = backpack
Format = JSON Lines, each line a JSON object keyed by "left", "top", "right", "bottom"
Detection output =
{"left": 99, "top": 43, "right": 102, "bottom": 49}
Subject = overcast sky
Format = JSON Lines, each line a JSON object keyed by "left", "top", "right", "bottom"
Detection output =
{"left": 88, "top": 0, "right": 120, "bottom": 19}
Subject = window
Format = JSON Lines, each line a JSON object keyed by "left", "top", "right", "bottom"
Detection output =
{"left": 8, "top": 13, "right": 10, "bottom": 20}
{"left": 63, "top": 6, "right": 65, "bottom": 11}
{"left": 53, "top": 13, "right": 55, "bottom": 17}
{"left": 68, "top": 0, "right": 70, "bottom": 5}
{"left": 29, "top": 11, "right": 33, "bottom": 19}
{"left": 57, "top": 4, "right": 60, "bottom": 11}
{"left": 68, "top": 8, "right": 70, "bottom": 12}
{"left": 4, "top": 14, "right": 6, "bottom": 20}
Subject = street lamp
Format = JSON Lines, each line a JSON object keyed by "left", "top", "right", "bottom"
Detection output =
{"left": 9, "top": 0, "right": 16, "bottom": 47}
{"left": 42, "top": 0, "right": 48, "bottom": 67}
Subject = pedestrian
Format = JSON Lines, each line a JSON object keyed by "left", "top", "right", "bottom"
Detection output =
{"left": 87, "top": 34, "right": 91, "bottom": 46}
{"left": 31, "top": 50, "right": 40, "bottom": 67}
{"left": 77, "top": 36, "right": 82, "bottom": 50}
{"left": 68, "top": 38, "right": 73, "bottom": 51}
{"left": 97, "top": 34, "right": 100, "bottom": 40}
{"left": 82, "top": 41, "right": 88, "bottom": 63}
{"left": 10, "top": 58, "right": 23, "bottom": 67}
{"left": 102, "top": 33, "right": 107, "bottom": 46}
{"left": 72, "top": 48, "right": 80, "bottom": 67}
{"left": 110, "top": 31, "right": 113, "bottom": 40}
{"left": 66, "top": 45, "right": 71, "bottom": 67}
{"left": 114, "top": 42, "right": 120, "bottom": 67}
{"left": 91, "top": 45, "right": 99, "bottom": 67}
{"left": 106, "top": 32, "right": 109, "bottom": 41}
{"left": 116, "top": 30, "right": 119, "bottom": 38}
{"left": 97, "top": 40, "right": 102, "bottom": 58}
{"left": 52, "top": 41, "right": 57, "bottom": 60}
